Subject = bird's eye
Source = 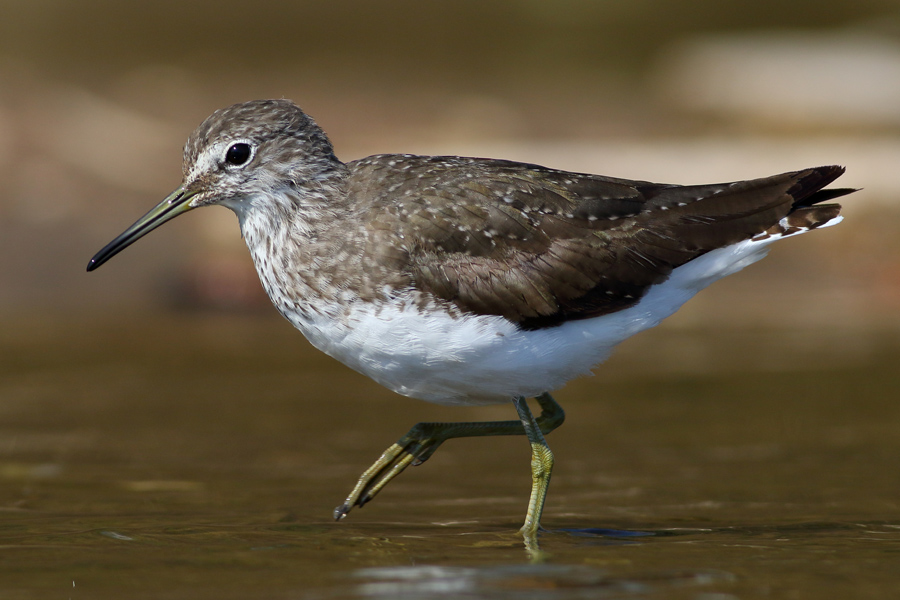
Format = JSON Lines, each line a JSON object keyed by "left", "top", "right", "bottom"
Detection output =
{"left": 224, "top": 143, "right": 252, "bottom": 166}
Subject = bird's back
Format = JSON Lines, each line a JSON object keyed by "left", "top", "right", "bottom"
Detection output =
{"left": 346, "top": 156, "right": 850, "bottom": 330}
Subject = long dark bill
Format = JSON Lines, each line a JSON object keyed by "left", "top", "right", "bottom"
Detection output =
{"left": 86, "top": 187, "right": 197, "bottom": 272}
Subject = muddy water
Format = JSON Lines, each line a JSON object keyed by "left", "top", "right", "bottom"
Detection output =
{"left": 1, "top": 313, "right": 899, "bottom": 599}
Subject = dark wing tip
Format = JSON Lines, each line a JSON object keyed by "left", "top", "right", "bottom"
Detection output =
{"left": 802, "top": 187, "right": 858, "bottom": 206}
{"left": 789, "top": 165, "right": 857, "bottom": 208}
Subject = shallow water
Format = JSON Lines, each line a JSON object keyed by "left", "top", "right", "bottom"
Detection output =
{"left": 2, "top": 313, "right": 899, "bottom": 599}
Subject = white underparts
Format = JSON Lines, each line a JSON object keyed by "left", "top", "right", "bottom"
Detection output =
{"left": 272, "top": 215, "right": 842, "bottom": 406}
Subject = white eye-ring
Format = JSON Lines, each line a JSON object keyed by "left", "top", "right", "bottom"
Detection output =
{"left": 223, "top": 141, "right": 254, "bottom": 167}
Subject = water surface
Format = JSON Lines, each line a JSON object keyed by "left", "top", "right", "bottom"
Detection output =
{"left": 2, "top": 313, "right": 898, "bottom": 598}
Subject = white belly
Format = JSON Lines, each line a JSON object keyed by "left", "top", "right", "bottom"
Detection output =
{"left": 281, "top": 219, "right": 840, "bottom": 406}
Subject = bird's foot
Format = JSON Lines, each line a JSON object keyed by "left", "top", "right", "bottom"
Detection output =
{"left": 334, "top": 428, "right": 443, "bottom": 520}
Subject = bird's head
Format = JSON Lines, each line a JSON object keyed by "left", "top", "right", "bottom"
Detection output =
{"left": 87, "top": 99, "right": 342, "bottom": 271}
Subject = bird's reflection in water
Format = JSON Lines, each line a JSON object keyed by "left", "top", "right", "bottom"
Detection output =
{"left": 350, "top": 564, "right": 734, "bottom": 599}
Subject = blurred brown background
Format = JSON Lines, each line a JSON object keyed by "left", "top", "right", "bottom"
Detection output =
{"left": 0, "top": 0, "right": 898, "bottom": 342}
{"left": 4, "top": 4, "right": 900, "bottom": 596}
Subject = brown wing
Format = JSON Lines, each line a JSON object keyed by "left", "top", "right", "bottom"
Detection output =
{"left": 347, "top": 155, "right": 848, "bottom": 329}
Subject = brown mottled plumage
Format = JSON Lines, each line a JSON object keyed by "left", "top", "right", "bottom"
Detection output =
{"left": 345, "top": 155, "right": 845, "bottom": 329}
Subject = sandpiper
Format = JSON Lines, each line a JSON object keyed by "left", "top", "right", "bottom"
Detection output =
{"left": 88, "top": 99, "right": 854, "bottom": 550}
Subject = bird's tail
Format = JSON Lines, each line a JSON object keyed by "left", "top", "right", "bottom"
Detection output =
{"left": 770, "top": 165, "right": 855, "bottom": 237}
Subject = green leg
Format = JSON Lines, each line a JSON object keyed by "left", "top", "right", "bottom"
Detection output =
{"left": 513, "top": 396, "right": 555, "bottom": 551}
{"left": 334, "top": 392, "right": 565, "bottom": 521}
